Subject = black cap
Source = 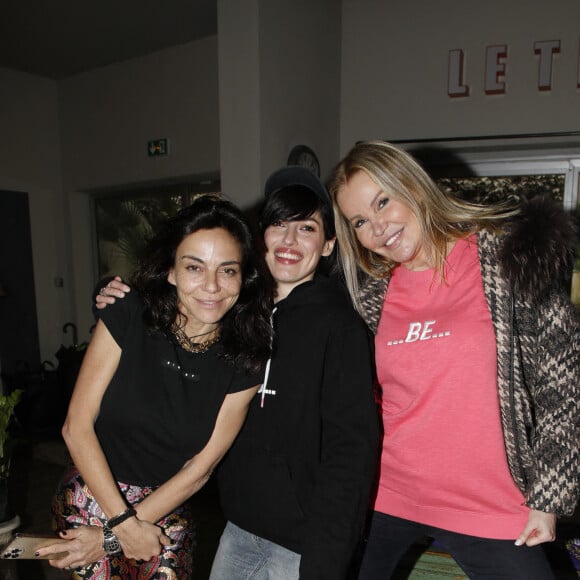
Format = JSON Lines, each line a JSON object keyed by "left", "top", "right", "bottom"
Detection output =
{"left": 264, "top": 166, "right": 332, "bottom": 213}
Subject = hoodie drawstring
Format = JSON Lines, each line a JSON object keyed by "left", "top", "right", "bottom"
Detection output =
{"left": 259, "top": 306, "right": 277, "bottom": 408}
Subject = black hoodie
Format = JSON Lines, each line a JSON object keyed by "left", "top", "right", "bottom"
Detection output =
{"left": 217, "top": 274, "right": 380, "bottom": 579}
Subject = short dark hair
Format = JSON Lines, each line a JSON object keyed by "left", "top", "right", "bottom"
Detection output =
{"left": 263, "top": 166, "right": 335, "bottom": 239}
{"left": 260, "top": 185, "right": 335, "bottom": 240}
{"left": 260, "top": 185, "right": 337, "bottom": 276}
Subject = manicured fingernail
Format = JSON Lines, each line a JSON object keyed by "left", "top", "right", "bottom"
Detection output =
{"left": 514, "top": 539, "right": 523, "bottom": 546}
{"left": 34, "top": 551, "right": 39, "bottom": 557}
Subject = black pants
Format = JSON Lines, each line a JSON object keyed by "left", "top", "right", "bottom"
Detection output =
{"left": 358, "top": 511, "right": 555, "bottom": 580}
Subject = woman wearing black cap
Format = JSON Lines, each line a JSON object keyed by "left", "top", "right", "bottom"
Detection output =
{"left": 210, "top": 167, "right": 379, "bottom": 580}
{"left": 97, "top": 168, "right": 380, "bottom": 579}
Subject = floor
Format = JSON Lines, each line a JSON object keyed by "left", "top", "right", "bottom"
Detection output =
{"left": 1, "top": 435, "right": 579, "bottom": 579}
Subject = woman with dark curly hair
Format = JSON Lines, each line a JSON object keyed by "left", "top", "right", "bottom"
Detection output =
{"left": 38, "top": 194, "right": 272, "bottom": 579}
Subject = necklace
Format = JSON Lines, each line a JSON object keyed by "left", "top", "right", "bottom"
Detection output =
{"left": 171, "top": 324, "right": 220, "bottom": 354}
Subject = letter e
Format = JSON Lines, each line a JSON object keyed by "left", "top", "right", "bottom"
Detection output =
{"left": 485, "top": 45, "right": 508, "bottom": 95}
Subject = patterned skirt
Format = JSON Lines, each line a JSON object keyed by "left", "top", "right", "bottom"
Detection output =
{"left": 52, "top": 465, "right": 195, "bottom": 579}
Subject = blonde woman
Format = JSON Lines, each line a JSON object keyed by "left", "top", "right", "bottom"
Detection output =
{"left": 329, "top": 140, "right": 579, "bottom": 579}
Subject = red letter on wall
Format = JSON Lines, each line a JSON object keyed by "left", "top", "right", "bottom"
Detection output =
{"left": 534, "top": 40, "right": 561, "bottom": 90}
{"left": 448, "top": 49, "right": 470, "bottom": 97}
{"left": 484, "top": 45, "right": 508, "bottom": 94}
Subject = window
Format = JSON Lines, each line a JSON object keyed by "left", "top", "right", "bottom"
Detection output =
{"left": 420, "top": 154, "right": 579, "bottom": 308}
{"left": 436, "top": 174, "right": 565, "bottom": 205}
{"left": 93, "top": 180, "right": 220, "bottom": 280}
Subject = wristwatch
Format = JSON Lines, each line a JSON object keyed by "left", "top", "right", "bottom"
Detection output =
{"left": 102, "top": 524, "right": 122, "bottom": 556}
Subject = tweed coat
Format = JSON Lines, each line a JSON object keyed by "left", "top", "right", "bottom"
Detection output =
{"left": 358, "top": 197, "right": 579, "bottom": 517}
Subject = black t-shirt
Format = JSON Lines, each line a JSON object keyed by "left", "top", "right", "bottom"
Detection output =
{"left": 94, "top": 291, "right": 261, "bottom": 487}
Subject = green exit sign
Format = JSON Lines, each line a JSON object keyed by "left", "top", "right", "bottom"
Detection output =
{"left": 148, "top": 138, "right": 168, "bottom": 157}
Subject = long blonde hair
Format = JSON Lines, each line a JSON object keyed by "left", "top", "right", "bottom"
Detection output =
{"left": 328, "top": 140, "right": 518, "bottom": 313}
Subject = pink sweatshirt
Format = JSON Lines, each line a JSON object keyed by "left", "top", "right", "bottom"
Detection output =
{"left": 374, "top": 236, "right": 528, "bottom": 539}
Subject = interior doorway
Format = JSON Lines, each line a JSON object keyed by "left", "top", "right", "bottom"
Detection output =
{"left": 0, "top": 191, "right": 40, "bottom": 383}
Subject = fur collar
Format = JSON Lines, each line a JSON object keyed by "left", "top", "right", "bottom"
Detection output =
{"left": 498, "top": 196, "right": 577, "bottom": 302}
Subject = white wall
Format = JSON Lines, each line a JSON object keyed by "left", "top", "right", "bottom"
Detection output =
{"left": 340, "top": 0, "right": 580, "bottom": 149}
{"left": 218, "top": 0, "right": 342, "bottom": 211}
{"left": 0, "top": 67, "right": 69, "bottom": 364}
{"left": 259, "top": 0, "right": 341, "bottom": 183}
{"left": 59, "top": 37, "right": 221, "bottom": 340}
{"left": 60, "top": 37, "right": 220, "bottom": 192}
{"left": 217, "top": 0, "right": 262, "bottom": 208}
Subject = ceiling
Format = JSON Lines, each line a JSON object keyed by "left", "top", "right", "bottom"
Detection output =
{"left": 0, "top": 0, "right": 217, "bottom": 80}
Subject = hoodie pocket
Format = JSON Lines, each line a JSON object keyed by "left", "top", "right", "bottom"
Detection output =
{"left": 219, "top": 449, "right": 305, "bottom": 522}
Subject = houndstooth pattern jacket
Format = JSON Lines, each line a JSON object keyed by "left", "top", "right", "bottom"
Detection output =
{"left": 358, "top": 197, "right": 580, "bottom": 517}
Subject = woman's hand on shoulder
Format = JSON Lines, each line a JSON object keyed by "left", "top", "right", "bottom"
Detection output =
{"left": 113, "top": 517, "right": 171, "bottom": 561}
{"left": 515, "top": 509, "right": 556, "bottom": 547}
{"left": 37, "top": 526, "right": 105, "bottom": 570}
{"left": 95, "top": 276, "right": 131, "bottom": 310}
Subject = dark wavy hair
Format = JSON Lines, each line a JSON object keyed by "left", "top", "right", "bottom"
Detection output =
{"left": 260, "top": 185, "right": 338, "bottom": 273}
{"left": 130, "top": 193, "right": 272, "bottom": 373}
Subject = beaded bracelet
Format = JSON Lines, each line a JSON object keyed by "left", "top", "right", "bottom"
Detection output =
{"left": 107, "top": 506, "right": 137, "bottom": 529}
